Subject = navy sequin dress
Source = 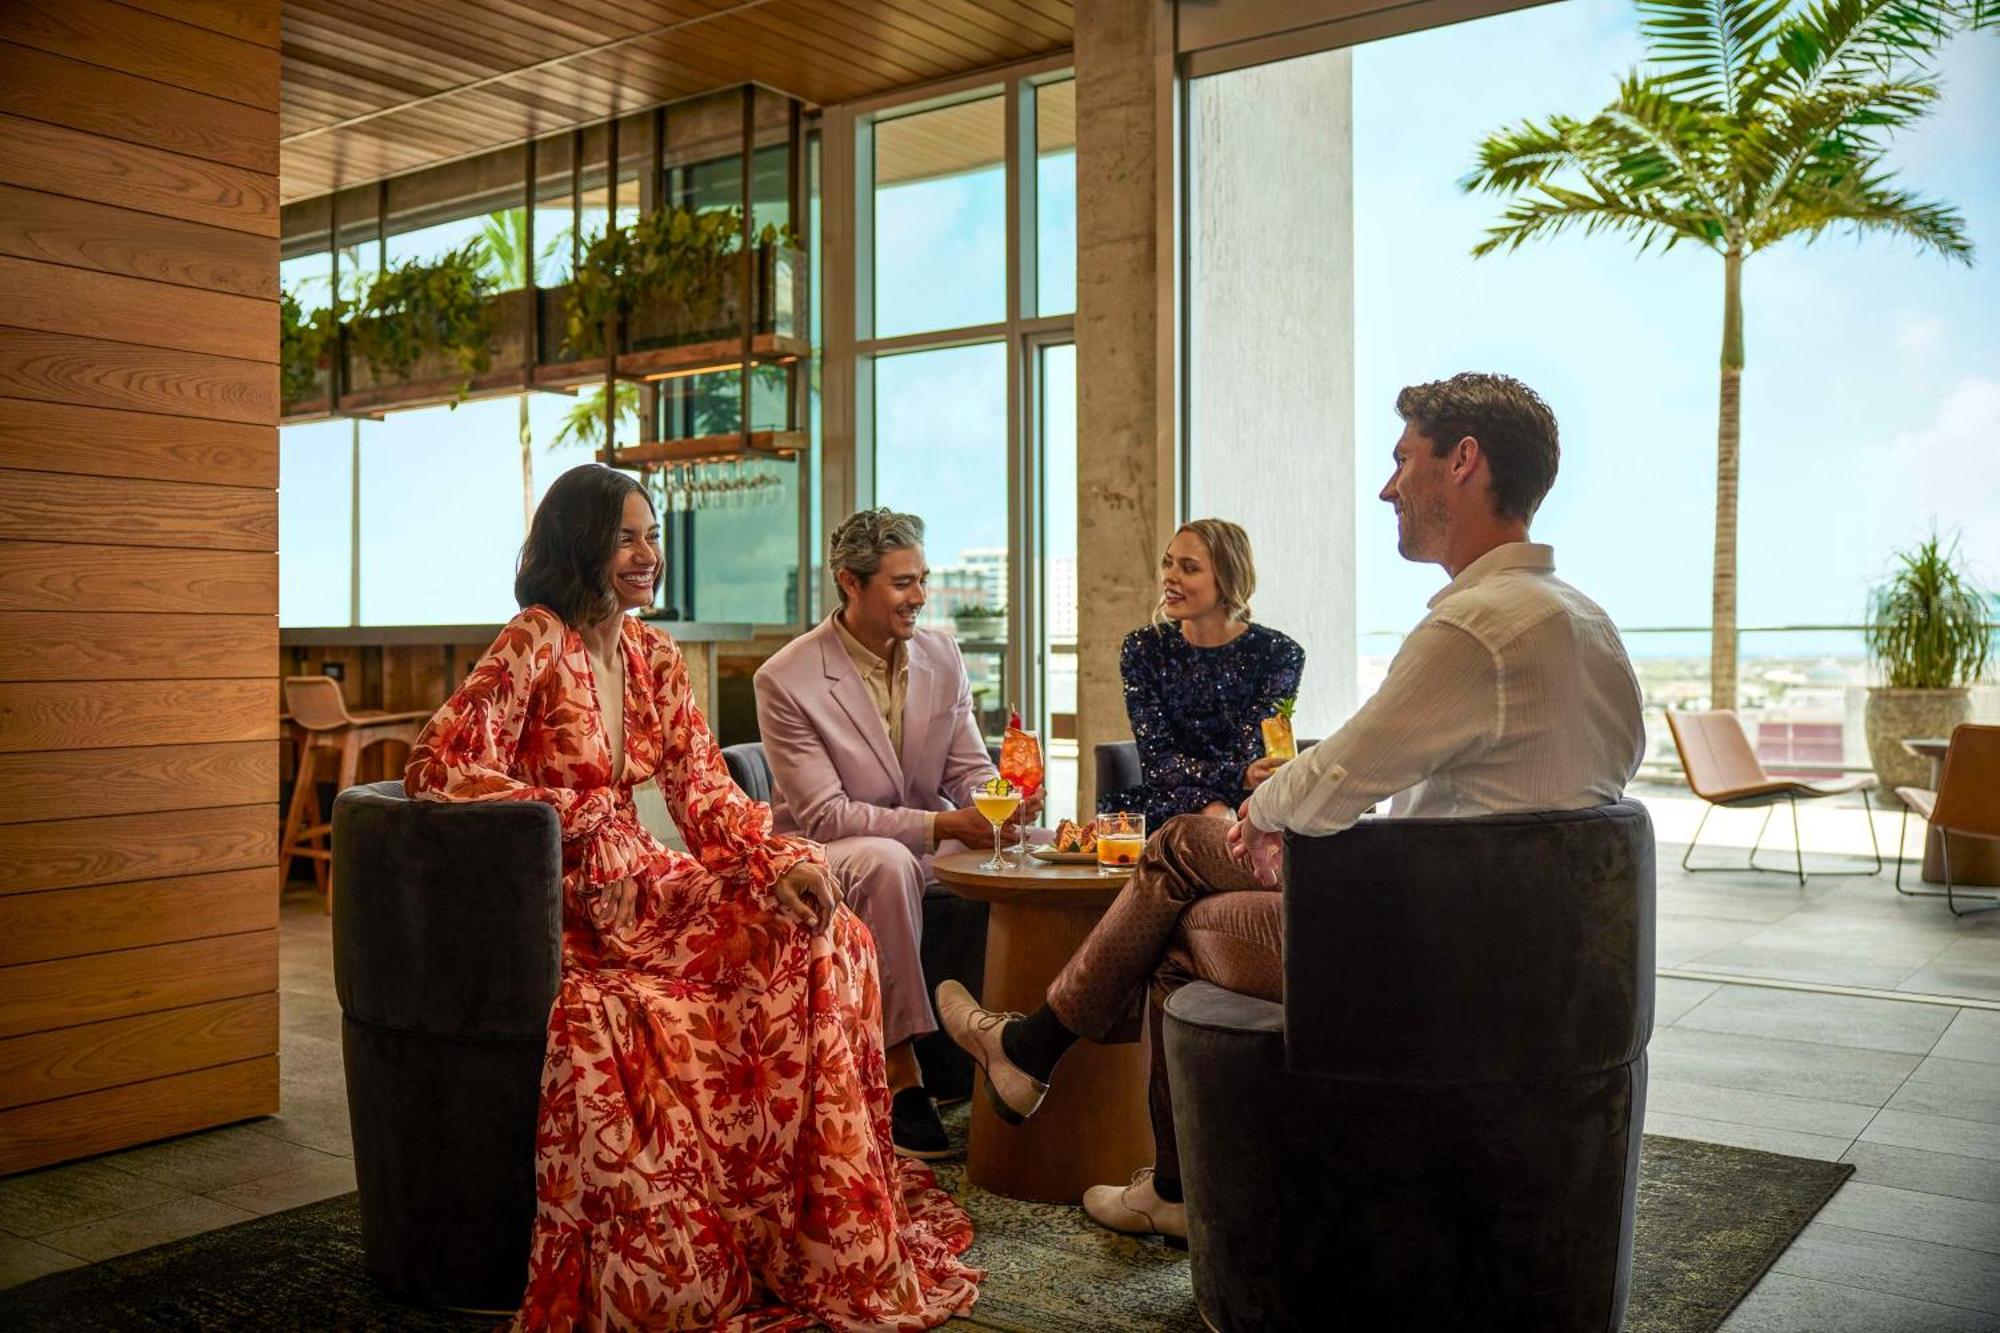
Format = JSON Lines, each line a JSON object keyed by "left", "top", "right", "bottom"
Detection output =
{"left": 1101, "top": 622, "right": 1306, "bottom": 826}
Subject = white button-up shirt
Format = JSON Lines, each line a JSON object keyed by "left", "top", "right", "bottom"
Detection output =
{"left": 1248, "top": 542, "right": 1645, "bottom": 836}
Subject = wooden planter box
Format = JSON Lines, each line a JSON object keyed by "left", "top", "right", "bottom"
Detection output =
{"left": 277, "top": 246, "right": 810, "bottom": 418}
{"left": 280, "top": 363, "right": 335, "bottom": 423}
{"left": 543, "top": 244, "right": 810, "bottom": 386}
{"left": 339, "top": 287, "right": 536, "bottom": 414}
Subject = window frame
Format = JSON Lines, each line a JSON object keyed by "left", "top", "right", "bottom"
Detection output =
{"left": 821, "top": 55, "right": 1078, "bottom": 736}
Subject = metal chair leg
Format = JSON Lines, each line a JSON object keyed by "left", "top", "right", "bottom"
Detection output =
{"left": 1893, "top": 804, "right": 1999, "bottom": 911}
{"left": 1944, "top": 837, "right": 2000, "bottom": 917}
{"left": 1896, "top": 805, "right": 1909, "bottom": 892}
{"left": 1861, "top": 790, "right": 1882, "bottom": 875}
{"left": 1680, "top": 804, "right": 1715, "bottom": 873}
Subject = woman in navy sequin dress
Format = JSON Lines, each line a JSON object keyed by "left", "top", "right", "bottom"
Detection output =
{"left": 1100, "top": 519, "right": 1305, "bottom": 826}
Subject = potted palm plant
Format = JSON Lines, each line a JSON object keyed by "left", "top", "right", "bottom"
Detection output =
{"left": 1864, "top": 535, "right": 1993, "bottom": 800}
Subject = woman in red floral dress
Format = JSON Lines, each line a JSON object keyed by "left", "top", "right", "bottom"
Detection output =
{"left": 405, "top": 465, "right": 981, "bottom": 1331}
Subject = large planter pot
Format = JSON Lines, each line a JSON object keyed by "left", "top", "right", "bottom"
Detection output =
{"left": 1865, "top": 687, "right": 1972, "bottom": 804}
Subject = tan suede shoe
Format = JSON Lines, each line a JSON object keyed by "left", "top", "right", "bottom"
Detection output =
{"left": 1082, "top": 1168, "right": 1188, "bottom": 1247}
{"left": 933, "top": 979, "right": 1049, "bottom": 1124}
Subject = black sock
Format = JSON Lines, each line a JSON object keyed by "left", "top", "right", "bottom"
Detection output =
{"left": 999, "top": 1003, "right": 1077, "bottom": 1082}
{"left": 1151, "top": 1173, "right": 1183, "bottom": 1203}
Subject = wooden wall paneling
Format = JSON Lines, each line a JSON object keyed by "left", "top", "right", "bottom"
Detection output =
{"left": 0, "top": 611, "right": 274, "bottom": 681}
{"left": 0, "top": 741, "right": 276, "bottom": 825}
{"left": 0, "top": 255, "right": 275, "bottom": 362}
{"left": 380, "top": 644, "right": 447, "bottom": 713}
{"left": 0, "top": 470, "right": 276, "bottom": 550}
{"left": 0, "top": 0, "right": 277, "bottom": 1177}
{"left": 0, "top": 805, "right": 275, "bottom": 896}
{"left": 360, "top": 645, "right": 385, "bottom": 712}
{"left": 0, "top": 868, "right": 276, "bottom": 967}
{"left": 0, "top": 41, "right": 280, "bottom": 176}
{"left": 0, "top": 185, "right": 276, "bottom": 301}
{"left": 0, "top": 930, "right": 277, "bottom": 1037}
{"left": 0, "top": 678, "right": 276, "bottom": 753}
{"left": 0, "top": 115, "right": 278, "bottom": 238}
{"left": 0, "top": 1056, "right": 278, "bottom": 1176}
{"left": 0, "top": 542, "right": 276, "bottom": 614}
{"left": 291, "top": 646, "right": 367, "bottom": 711}
{"left": 115, "top": 0, "right": 283, "bottom": 50}
{"left": 0, "top": 397, "right": 276, "bottom": 484}
{"left": 0, "top": 0, "right": 281, "bottom": 111}
{"left": 0, "top": 329, "right": 277, "bottom": 424}
{"left": 0, "top": 993, "right": 278, "bottom": 1109}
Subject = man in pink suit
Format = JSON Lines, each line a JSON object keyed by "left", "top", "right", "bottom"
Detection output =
{"left": 754, "top": 508, "right": 1037, "bottom": 1160}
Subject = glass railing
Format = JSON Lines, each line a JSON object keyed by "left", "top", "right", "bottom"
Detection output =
{"left": 1361, "top": 624, "right": 2000, "bottom": 778}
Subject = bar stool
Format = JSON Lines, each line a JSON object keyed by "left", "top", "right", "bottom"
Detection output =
{"left": 280, "top": 675, "right": 431, "bottom": 911}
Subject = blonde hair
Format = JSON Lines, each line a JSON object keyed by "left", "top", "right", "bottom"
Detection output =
{"left": 1157, "top": 518, "right": 1257, "bottom": 625}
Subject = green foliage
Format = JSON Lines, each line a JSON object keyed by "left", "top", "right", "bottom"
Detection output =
{"left": 279, "top": 290, "right": 341, "bottom": 405}
{"left": 477, "top": 209, "right": 529, "bottom": 289}
{"left": 1460, "top": 0, "right": 1980, "bottom": 267}
{"left": 566, "top": 205, "right": 798, "bottom": 357}
{"left": 1867, "top": 534, "right": 1994, "bottom": 689}
{"left": 552, "top": 382, "right": 642, "bottom": 450}
{"left": 349, "top": 240, "right": 499, "bottom": 399}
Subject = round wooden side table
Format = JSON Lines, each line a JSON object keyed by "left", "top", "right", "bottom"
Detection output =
{"left": 931, "top": 850, "right": 1154, "bottom": 1203}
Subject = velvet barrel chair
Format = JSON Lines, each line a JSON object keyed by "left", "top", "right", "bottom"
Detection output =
{"left": 332, "top": 780, "right": 561, "bottom": 1311}
{"left": 1165, "top": 800, "right": 1656, "bottom": 1332}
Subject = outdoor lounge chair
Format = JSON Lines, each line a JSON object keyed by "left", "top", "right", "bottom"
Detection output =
{"left": 1893, "top": 723, "right": 2000, "bottom": 916}
{"left": 1666, "top": 709, "right": 1880, "bottom": 886}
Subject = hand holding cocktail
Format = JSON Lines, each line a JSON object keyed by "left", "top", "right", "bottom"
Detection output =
{"left": 1248, "top": 696, "right": 1299, "bottom": 790}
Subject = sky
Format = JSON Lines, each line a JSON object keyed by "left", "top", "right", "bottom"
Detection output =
{"left": 1349, "top": 0, "right": 2000, "bottom": 649}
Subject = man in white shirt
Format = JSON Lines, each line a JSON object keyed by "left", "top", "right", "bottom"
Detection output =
{"left": 938, "top": 372, "right": 1645, "bottom": 1243}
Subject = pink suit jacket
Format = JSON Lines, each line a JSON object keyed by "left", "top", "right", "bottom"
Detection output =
{"left": 753, "top": 616, "right": 996, "bottom": 852}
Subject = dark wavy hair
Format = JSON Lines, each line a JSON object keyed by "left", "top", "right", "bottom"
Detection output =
{"left": 514, "top": 464, "right": 658, "bottom": 625}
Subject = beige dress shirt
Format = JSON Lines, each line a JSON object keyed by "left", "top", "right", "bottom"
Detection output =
{"left": 1248, "top": 542, "right": 1645, "bottom": 836}
{"left": 832, "top": 613, "right": 939, "bottom": 850}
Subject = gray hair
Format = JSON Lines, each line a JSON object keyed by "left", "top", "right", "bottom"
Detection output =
{"left": 829, "top": 507, "right": 925, "bottom": 607}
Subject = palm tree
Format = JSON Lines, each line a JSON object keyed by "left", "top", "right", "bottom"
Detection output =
{"left": 552, "top": 382, "right": 642, "bottom": 451}
{"left": 479, "top": 209, "right": 542, "bottom": 530}
{"left": 1462, "top": 0, "right": 1985, "bottom": 709}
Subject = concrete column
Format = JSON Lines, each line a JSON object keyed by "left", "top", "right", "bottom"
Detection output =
{"left": 1074, "top": 0, "right": 1180, "bottom": 815}
{"left": 1187, "top": 50, "right": 1358, "bottom": 737}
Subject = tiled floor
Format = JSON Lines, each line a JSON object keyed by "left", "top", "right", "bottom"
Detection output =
{"left": 5, "top": 820, "right": 2000, "bottom": 1330}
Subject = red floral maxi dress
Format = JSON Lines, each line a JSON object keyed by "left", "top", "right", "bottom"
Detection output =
{"left": 404, "top": 606, "right": 982, "bottom": 1332}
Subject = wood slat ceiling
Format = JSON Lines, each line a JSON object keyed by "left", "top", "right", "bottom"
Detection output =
{"left": 280, "top": 0, "right": 1074, "bottom": 203}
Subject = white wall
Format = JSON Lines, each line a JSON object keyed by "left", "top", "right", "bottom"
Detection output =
{"left": 1187, "top": 49, "right": 1358, "bottom": 738}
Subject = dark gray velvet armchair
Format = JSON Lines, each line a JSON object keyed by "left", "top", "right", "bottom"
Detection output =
{"left": 1164, "top": 800, "right": 1656, "bottom": 1332}
{"left": 332, "top": 780, "right": 560, "bottom": 1311}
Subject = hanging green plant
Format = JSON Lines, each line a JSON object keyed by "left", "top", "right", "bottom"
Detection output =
{"left": 566, "top": 205, "right": 797, "bottom": 358}
{"left": 279, "top": 290, "right": 341, "bottom": 405}
{"left": 349, "top": 239, "right": 499, "bottom": 399}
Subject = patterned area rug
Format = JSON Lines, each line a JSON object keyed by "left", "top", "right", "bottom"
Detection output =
{"left": 0, "top": 1127, "right": 1849, "bottom": 1332}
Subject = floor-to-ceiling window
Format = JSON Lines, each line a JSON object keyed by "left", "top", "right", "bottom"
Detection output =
{"left": 845, "top": 64, "right": 1078, "bottom": 776}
